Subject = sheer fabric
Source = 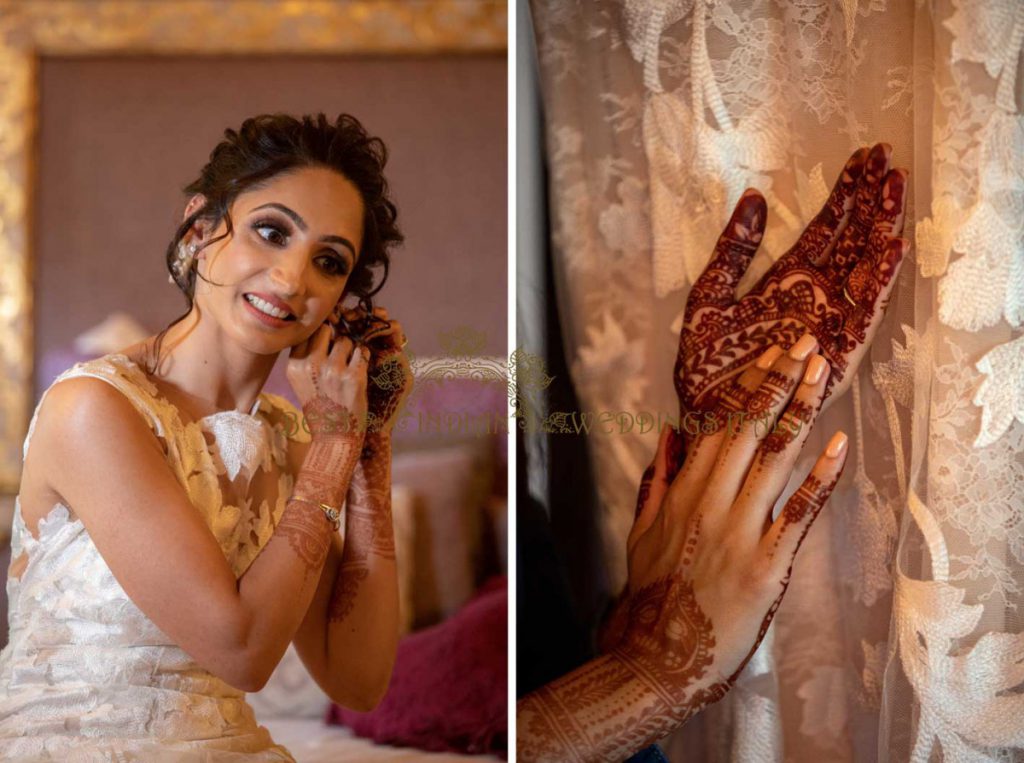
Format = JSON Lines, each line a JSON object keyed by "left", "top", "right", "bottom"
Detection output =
{"left": 528, "top": 1, "right": 1024, "bottom": 759}
{"left": 0, "top": 353, "right": 310, "bottom": 760}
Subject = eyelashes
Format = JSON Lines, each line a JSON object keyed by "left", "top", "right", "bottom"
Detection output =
{"left": 251, "top": 217, "right": 350, "bottom": 277}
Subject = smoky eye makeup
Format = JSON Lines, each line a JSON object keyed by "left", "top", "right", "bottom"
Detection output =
{"left": 252, "top": 217, "right": 289, "bottom": 246}
{"left": 251, "top": 216, "right": 351, "bottom": 276}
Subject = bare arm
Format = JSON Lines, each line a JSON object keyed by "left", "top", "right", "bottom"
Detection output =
{"left": 41, "top": 376, "right": 363, "bottom": 692}
{"left": 290, "top": 431, "right": 399, "bottom": 711}
{"left": 291, "top": 307, "right": 409, "bottom": 710}
{"left": 517, "top": 650, "right": 727, "bottom": 762}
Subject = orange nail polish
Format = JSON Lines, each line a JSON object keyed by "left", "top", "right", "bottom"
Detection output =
{"left": 789, "top": 333, "right": 818, "bottom": 361}
{"left": 803, "top": 355, "right": 827, "bottom": 385}
{"left": 756, "top": 345, "right": 783, "bottom": 370}
{"left": 826, "top": 432, "right": 848, "bottom": 459}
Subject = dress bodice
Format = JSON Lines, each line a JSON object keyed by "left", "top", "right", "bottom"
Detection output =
{"left": 0, "top": 353, "right": 311, "bottom": 761}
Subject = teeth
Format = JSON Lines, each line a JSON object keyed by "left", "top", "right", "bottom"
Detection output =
{"left": 245, "top": 294, "right": 292, "bottom": 319}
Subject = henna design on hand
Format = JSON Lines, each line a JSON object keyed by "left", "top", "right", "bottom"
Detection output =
{"left": 366, "top": 354, "right": 413, "bottom": 434}
{"left": 745, "top": 370, "right": 796, "bottom": 416}
{"left": 304, "top": 393, "right": 365, "bottom": 439}
{"left": 613, "top": 576, "right": 718, "bottom": 692}
{"left": 356, "top": 317, "right": 413, "bottom": 435}
{"left": 675, "top": 144, "right": 907, "bottom": 424}
{"left": 767, "top": 472, "right": 839, "bottom": 560}
{"left": 760, "top": 397, "right": 818, "bottom": 455}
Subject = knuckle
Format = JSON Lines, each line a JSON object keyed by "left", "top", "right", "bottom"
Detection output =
{"left": 738, "top": 559, "right": 774, "bottom": 596}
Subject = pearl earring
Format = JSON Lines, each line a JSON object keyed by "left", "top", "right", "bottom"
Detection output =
{"left": 168, "top": 241, "right": 199, "bottom": 284}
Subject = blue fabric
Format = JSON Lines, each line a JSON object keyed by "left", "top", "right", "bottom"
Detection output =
{"left": 626, "top": 743, "right": 670, "bottom": 762}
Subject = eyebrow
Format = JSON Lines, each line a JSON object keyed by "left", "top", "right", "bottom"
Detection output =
{"left": 249, "top": 202, "right": 357, "bottom": 261}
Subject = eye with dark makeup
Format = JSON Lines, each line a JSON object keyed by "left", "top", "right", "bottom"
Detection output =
{"left": 251, "top": 217, "right": 350, "bottom": 277}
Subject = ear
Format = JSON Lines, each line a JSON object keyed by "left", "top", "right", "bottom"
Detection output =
{"left": 183, "top": 193, "right": 207, "bottom": 222}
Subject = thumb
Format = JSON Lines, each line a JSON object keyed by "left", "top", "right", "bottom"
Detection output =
{"left": 686, "top": 189, "right": 766, "bottom": 318}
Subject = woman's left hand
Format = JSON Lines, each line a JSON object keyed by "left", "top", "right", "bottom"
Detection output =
{"left": 340, "top": 306, "right": 413, "bottom": 436}
{"left": 675, "top": 143, "right": 908, "bottom": 430}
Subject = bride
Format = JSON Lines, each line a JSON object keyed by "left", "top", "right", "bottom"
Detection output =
{"left": 0, "top": 112, "right": 413, "bottom": 760}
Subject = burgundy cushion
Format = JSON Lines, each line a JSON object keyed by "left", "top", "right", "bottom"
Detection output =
{"left": 326, "top": 575, "right": 507, "bottom": 758}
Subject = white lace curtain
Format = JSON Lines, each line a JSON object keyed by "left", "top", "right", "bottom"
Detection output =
{"left": 527, "top": 0, "right": 1024, "bottom": 759}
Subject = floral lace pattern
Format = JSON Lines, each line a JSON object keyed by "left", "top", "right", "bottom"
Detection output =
{"left": 0, "top": 353, "right": 308, "bottom": 760}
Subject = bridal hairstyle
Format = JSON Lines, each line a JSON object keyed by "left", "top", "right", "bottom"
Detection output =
{"left": 145, "top": 112, "right": 403, "bottom": 375}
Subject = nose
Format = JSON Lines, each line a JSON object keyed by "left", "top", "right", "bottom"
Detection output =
{"left": 269, "top": 252, "right": 306, "bottom": 297}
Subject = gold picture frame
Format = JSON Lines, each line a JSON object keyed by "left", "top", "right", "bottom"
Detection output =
{"left": 0, "top": 0, "right": 507, "bottom": 492}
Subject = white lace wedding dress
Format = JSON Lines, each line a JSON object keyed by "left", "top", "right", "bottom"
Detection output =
{"left": 0, "top": 352, "right": 312, "bottom": 761}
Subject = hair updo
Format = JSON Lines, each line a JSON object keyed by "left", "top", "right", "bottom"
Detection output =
{"left": 146, "top": 112, "right": 403, "bottom": 374}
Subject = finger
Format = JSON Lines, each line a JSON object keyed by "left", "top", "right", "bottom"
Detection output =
{"left": 706, "top": 344, "right": 785, "bottom": 415}
{"left": 350, "top": 343, "right": 371, "bottom": 370}
{"left": 363, "top": 319, "right": 398, "bottom": 345}
{"left": 292, "top": 319, "right": 331, "bottom": 358}
{"left": 626, "top": 421, "right": 684, "bottom": 548}
{"left": 842, "top": 166, "right": 906, "bottom": 306}
{"left": 732, "top": 352, "right": 830, "bottom": 542}
{"left": 824, "top": 142, "right": 891, "bottom": 281}
{"left": 873, "top": 168, "right": 908, "bottom": 242}
{"left": 843, "top": 236, "right": 909, "bottom": 337}
{"left": 329, "top": 336, "right": 354, "bottom": 366}
{"left": 289, "top": 329, "right": 317, "bottom": 360}
{"left": 670, "top": 345, "right": 784, "bottom": 502}
{"left": 685, "top": 189, "right": 766, "bottom": 321}
{"left": 786, "top": 147, "right": 869, "bottom": 266}
{"left": 704, "top": 333, "right": 819, "bottom": 511}
{"left": 310, "top": 322, "right": 332, "bottom": 357}
{"left": 622, "top": 426, "right": 671, "bottom": 548}
{"left": 761, "top": 430, "right": 848, "bottom": 566}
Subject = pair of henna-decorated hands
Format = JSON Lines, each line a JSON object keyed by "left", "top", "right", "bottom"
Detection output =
{"left": 596, "top": 144, "right": 908, "bottom": 741}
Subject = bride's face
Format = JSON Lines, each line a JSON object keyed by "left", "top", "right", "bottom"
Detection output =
{"left": 188, "top": 165, "right": 365, "bottom": 354}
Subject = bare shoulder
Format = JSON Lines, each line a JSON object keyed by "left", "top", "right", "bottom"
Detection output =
{"left": 36, "top": 374, "right": 164, "bottom": 458}
{"left": 30, "top": 375, "right": 165, "bottom": 514}
{"left": 17, "top": 371, "right": 167, "bottom": 541}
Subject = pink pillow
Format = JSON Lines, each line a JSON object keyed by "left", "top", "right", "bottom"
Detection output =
{"left": 326, "top": 576, "right": 507, "bottom": 758}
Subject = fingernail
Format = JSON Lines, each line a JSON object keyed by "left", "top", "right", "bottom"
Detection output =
{"left": 803, "top": 354, "right": 827, "bottom": 385}
{"left": 789, "top": 333, "right": 818, "bottom": 361}
{"left": 881, "top": 170, "right": 906, "bottom": 211}
{"left": 867, "top": 144, "right": 888, "bottom": 181}
{"left": 755, "top": 345, "right": 784, "bottom": 370}
{"left": 826, "top": 431, "right": 848, "bottom": 459}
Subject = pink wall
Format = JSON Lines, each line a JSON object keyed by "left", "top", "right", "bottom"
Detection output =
{"left": 33, "top": 54, "right": 507, "bottom": 400}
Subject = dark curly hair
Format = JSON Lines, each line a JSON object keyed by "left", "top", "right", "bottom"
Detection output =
{"left": 144, "top": 112, "right": 403, "bottom": 375}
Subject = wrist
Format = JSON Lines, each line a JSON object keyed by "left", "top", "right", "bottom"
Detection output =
{"left": 609, "top": 644, "right": 730, "bottom": 727}
{"left": 302, "top": 394, "right": 366, "bottom": 440}
{"left": 296, "top": 436, "right": 363, "bottom": 506}
{"left": 359, "top": 430, "right": 392, "bottom": 461}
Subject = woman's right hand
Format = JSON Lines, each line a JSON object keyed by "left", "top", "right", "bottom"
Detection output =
{"left": 613, "top": 333, "right": 848, "bottom": 714}
{"left": 286, "top": 322, "right": 370, "bottom": 440}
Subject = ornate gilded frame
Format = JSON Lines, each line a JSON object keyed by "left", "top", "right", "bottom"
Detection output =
{"left": 0, "top": 0, "right": 506, "bottom": 492}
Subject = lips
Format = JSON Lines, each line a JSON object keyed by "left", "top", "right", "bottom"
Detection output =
{"left": 244, "top": 292, "right": 298, "bottom": 319}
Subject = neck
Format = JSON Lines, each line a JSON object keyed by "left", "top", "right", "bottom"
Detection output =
{"left": 143, "top": 308, "right": 280, "bottom": 416}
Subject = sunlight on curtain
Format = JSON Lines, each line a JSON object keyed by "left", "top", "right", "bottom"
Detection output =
{"left": 529, "top": 0, "right": 1024, "bottom": 759}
